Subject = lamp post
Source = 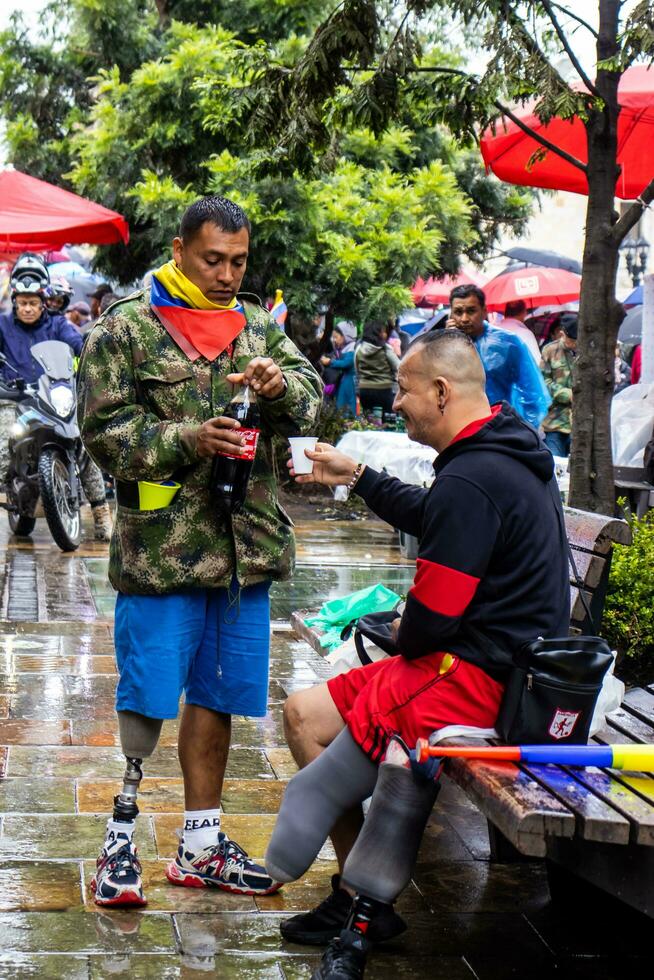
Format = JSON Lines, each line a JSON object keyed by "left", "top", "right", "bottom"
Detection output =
{"left": 619, "top": 236, "right": 650, "bottom": 288}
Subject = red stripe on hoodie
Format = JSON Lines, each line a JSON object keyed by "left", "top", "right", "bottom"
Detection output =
{"left": 412, "top": 558, "right": 480, "bottom": 616}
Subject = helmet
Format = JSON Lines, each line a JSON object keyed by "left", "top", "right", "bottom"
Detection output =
{"left": 11, "top": 252, "right": 49, "bottom": 287}
{"left": 46, "top": 275, "right": 74, "bottom": 312}
{"left": 10, "top": 274, "right": 47, "bottom": 313}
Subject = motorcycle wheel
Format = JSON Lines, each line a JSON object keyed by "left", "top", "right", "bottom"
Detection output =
{"left": 38, "top": 448, "right": 81, "bottom": 552}
{"left": 8, "top": 512, "right": 36, "bottom": 537}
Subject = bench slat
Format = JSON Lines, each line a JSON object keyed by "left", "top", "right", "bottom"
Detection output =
{"left": 520, "top": 764, "right": 630, "bottom": 843}
{"left": 290, "top": 611, "right": 325, "bottom": 656}
{"left": 605, "top": 706, "right": 654, "bottom": 743}
{"left": 562, "top": 507, "right": 632, "bottom": 550}
{"left": 445, "top": 757, "right": 574, "bottom": 857}
{"left": 622, "top": 688, "right": 654, "bottom": 728}
{"left": 561, "top": 768, "right": 654, "bottom": 846}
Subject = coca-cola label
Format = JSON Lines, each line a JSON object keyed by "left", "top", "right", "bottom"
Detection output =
{"left": 221, "top": 427, "right": 260, "bottom": 460}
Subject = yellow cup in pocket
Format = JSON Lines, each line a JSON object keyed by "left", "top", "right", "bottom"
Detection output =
{"left": 137, "top": 480, "right": 181, "bottom": 511}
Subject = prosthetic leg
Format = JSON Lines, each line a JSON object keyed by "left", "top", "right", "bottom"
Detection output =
{"left": 112, "top": 711, "right": 163, "bottom": 825}
{"left": 91, "top": 711, "right": 163, "bottom": 907}
{"left": 311, "top": 741, "right": 442, "bottom": 980}
{"left": 265, "top": 728, "right": 378, "bottom": 883}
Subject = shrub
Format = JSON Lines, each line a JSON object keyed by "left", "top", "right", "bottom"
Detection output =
{"left": 603, "top": 509, "right": 654, "bottom": 684}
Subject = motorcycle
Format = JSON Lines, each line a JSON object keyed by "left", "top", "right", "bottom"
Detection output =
{"left": 0, "top": 340, "right": 84, "bottom": 551}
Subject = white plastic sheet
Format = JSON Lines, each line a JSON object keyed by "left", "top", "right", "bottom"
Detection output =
{"left": 611, "top": 382, "right": 654, "bottom": 467}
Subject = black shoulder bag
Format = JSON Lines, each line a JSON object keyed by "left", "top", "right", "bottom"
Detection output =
{"left": 496, "top": 481, "right": 613, "bottom": 744}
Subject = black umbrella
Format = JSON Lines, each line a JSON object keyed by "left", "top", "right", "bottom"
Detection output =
{"left": 501, "top": 247, "right": 582, "bottom": 276}
{"left": 618, "top": 305, "right": 642, "bottom": 345}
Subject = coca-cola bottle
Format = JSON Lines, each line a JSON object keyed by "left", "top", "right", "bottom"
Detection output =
{"left": 210, "top": 384, "right": 261, "bottom": 514}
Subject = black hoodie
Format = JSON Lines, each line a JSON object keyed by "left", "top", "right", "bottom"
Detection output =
{"left": 354, "top": 403, "right": 570, "bottom": 680}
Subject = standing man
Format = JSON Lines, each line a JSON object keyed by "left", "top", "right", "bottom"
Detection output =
{"left": 541, "top": 312, "right": 577, "bottom": 458}
{"left": 447, "top": 284, "right": 550, "bottom": 429}
{"left": 498, "top": 299, "right": 541, "bottom": 364}
{"left": 78, "top": 195, "right": 322, "bottom": 907}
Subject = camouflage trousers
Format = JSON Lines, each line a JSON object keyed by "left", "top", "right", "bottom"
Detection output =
{"left": 0, "top": 401, "right": 106, "bottom": 505}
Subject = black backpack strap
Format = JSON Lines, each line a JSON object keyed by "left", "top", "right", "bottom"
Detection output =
{"left": 547, "top": 478, "right": 594, "bottom": 631}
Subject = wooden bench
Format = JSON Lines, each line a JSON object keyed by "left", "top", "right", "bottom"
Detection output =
{"left": 291, "top": 507, "right": 654, "bottom": 919}
{"left": 615, "top": 464, "right": 654, "bottom": 519}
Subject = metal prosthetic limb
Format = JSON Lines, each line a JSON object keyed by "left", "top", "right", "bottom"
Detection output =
{"left": 341, "top": 750, "right": 441, "bottom": 905}
{"left": 265, "top": 728, "right": 378, "bottom": 883}
{"left": 113, "top": 711, "right": 164, "bottom": 823}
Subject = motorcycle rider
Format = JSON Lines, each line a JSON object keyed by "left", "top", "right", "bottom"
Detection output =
{"left": 46, "top": 275, "right": 75, "bottom": 315}
{"left": 0, "top": 260, "right": 112, "bottom": 541}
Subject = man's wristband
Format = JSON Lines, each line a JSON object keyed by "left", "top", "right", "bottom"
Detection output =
{"left": 346, "top": 462, "right": 365, "bottom": 492}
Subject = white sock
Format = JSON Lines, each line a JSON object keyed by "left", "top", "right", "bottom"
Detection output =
{"left": 183, "top": 808, "right": 221, "bottom": 852}
{"left": 105, "top": 818, "right": 135, "bottom": 851}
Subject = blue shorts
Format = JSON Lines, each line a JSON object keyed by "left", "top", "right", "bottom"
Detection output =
{"left": 114, "top": 582, "right": 271, "bottom": 719}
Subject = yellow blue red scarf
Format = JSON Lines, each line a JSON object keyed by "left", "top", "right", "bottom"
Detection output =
{"left": 150, "top": 260, "right": 247, "bottom": 361}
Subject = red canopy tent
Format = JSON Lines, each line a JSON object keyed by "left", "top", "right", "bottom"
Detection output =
{"left": 480, "top": 65, "right": 654, "bottom": 200}
{"left": 412, "top": 268, "right": 487, "bottom": 306}
{"left": 0, "top": 168, "right": 129, "bottom": 251}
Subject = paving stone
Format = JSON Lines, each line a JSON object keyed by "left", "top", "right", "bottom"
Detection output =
{"left": 265, "top": 747, "right": 298, "bottom": 779}
{"left": 412, "top": 859, "right": 550, "bottom": 914}
{"left": 0, "top": 861, "right": 83, "bottom": 911}
{"left": 0, "top": 720, "right": 72, "bottom": 745}
{"left": 92, "top": 952, "right": 287, "bottom": 979}
{"left": 0, "top": 910, "right": 176, "bottom": 953}
{"left": 0, "top": 654, "right": 117, "bottom": 675}
{"left": 0, "top": 746, "right": 7, "bottom": 777}
{"left": 8, "top": 745, "right": 129, "bottom": 779}
{"left": 72, "top": 717, "right": 178, "bottom": 747}
{"left": 0, "top": 815, "right": 157, "bottom": 861}
{"left": 79, "top": 778, "right": 186, "bottom": 814}
{"left": 0, "top": 954, "right": 89, "bottom": 978}
{"left": 0, "top": 777, "right": 75, "bottom": 813}
{"left": 154, "top": 814, "right": 277, "bottom": 860}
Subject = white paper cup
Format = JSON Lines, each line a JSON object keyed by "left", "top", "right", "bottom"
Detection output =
{"left": 289, "top": 436, "right": 318, "bottom": 474}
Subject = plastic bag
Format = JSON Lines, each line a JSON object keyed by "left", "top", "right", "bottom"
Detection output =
{"left": 611, "top": 382, "right": 654, "bottom": 467}
{"left": 476, "top": 325, "right": 551, "bottom": 428}
{"left": 589, "top": 651, "right": 625, "bottom": 737}
{"left": 304, "top": 583, "right": 401, "bottom": 651}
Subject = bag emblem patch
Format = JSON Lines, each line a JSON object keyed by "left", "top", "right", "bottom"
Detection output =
{"left": 548, "top": 708, "right": 580, "bottom": 740}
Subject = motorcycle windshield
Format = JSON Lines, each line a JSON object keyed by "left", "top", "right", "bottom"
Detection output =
{"left": 30, "top": 341, "right": 74, "bottom": 381}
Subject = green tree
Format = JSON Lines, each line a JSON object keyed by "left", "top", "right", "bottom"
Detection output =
{"left": 241, "top": 0, "right": 654, "bottom": 513}
{"left": 0, "top": 0, "right": 533, "bottom": 334}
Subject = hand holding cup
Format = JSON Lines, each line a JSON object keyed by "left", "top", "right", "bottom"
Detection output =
{"left": 287, "top": 441, "right": 362, "bottom": 486}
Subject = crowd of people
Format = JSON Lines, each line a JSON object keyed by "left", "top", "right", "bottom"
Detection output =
{"left": 319, "top": 290, "right": 642, "bottom": 460}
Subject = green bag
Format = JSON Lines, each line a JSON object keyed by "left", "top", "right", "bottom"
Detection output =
{"left": 305, "top": 583, "right": 401, "bottom": 651}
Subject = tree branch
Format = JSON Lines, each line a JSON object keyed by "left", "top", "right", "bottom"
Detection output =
{"left": 493, "top": 99, "right": 588, "bottom": 173}
{"left": 549, "top": 3, "right": 599, "bottom": 39}
{"left": 539, "top": 0, "right": 602, "bottom": 98}
{"left": 611, "top": 176, "right": 654, "bottom": 245}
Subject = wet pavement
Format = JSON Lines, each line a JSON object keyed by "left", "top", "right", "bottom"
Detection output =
{"left": 0, "top": 508, "right": 651, "bottom": 978}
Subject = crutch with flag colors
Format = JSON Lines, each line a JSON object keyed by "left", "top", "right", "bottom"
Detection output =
{"left": 415, "top": 741, "right": 654, "bottom": 771}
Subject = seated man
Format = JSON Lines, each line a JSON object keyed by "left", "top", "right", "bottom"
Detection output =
{"left": 265, "top": 329, "right": 570, "bottom": 978}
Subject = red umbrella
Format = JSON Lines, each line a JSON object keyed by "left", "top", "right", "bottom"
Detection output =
{"left": 412, "top": 268, "right": 487, "bottom": 306}
{"left": 0, "top": 168, "right": 129, "bottom": 251}
{"left": 483, "top": 266, "right": 581, "bottom": 313}
{"left": 480, "top": 65, "right": 654, "bottom": 200}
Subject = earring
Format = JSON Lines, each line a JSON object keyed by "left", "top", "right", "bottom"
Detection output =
{"left": 439, "top": 401, "right": 445, "bottom": 416}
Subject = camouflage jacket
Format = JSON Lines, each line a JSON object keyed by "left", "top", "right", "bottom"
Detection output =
{"left": 541, "top": 338, "right": 575, "bottom": 434}
{"left": 78, "top": 290, "right": 322, "bottom": 595}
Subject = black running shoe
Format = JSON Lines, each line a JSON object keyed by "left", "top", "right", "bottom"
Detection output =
{"left": 311, "top": 928, "right": 369, "bottom": 979}
{"left": 280, "top": 874, "right": 407, "bottom": 946}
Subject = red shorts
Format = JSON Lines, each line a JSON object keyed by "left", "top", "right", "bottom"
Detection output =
{"left": 327, "top": 652, "right": 504, "bottom": 762}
